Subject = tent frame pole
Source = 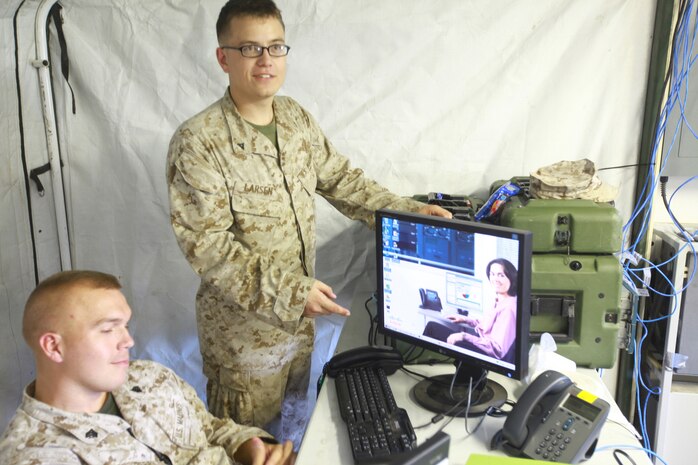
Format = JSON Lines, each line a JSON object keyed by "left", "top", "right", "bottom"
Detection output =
{"left": 32, "top": 0, "right": 72, "bottom": 270}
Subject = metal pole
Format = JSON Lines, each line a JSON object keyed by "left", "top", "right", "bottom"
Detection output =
{"left": 32, "top": 0, "right": 72, "bottom": 270}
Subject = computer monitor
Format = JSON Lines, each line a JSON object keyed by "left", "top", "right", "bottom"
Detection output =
{"left": 375, "top": 208, "right": 532, "bottom": 416}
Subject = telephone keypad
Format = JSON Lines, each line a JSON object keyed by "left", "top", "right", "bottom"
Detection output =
{"left": 532, "top": 425, "right": 576, "bottom": 462}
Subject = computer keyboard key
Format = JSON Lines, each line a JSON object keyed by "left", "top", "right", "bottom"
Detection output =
{"left": 335, "top": 372, "right": 355, "bottom": 422}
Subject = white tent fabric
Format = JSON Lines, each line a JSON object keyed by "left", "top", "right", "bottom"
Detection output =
{"left": 1, "top": 0, "right": 655, "bottom": 433}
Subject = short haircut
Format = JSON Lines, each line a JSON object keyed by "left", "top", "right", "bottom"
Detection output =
{"left": 22, "top": 270, "right": 122, "bottom": 344}
{"left": 486, "top": 258, "right": 518, "bottom": 297}
{"left": 216, "top": 0, "right": 285, "bottom": 42}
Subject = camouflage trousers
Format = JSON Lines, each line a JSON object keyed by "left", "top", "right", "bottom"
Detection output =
{"left": 205, "top": 342, "right": 313, "bottom": 449}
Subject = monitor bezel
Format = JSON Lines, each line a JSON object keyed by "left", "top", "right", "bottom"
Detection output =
{"left": 375, "top": 208, "right": 531, "bottom": 380}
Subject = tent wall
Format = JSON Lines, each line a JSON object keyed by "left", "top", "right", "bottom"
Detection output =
{"left": 1, "top": 0, "right": 659, "bottom": 431}
{"left": 0, "top": 2, "right": 37, "bottom": 432}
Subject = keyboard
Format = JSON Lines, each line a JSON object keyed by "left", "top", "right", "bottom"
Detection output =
{"left": 334, "top": 366, "right": 417, "bottom": 463}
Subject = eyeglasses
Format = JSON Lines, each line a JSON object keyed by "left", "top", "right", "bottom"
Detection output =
{"left": 220, "top": 44, "right": 291, "bottom": 58}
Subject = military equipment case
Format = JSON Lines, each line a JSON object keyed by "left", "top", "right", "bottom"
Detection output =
{"left": 529, "top": 254, "right": 622, "bottom": 367}
{"left": 498, "top": 197, "right": 623, "bottom": 368}
{"left": 498, "top": 198, "right": 622, "bottom": 254}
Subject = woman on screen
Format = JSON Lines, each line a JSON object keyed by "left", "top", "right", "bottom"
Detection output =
{"left": 422, "top": 258, "right": 518, "bottom": 360}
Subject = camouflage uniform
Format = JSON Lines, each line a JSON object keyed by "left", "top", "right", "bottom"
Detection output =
{"left": 166, "top": 89, "right": 423, "bottom": 444}
{"left": 0, "top": 360, "right": 271, "bottom": 465}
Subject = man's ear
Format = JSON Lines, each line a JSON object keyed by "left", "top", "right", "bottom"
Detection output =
{"left": 216, "top": 47, "right": 229, "bottom": 73}
{"left": 38, "top": 332, "right": 64, "bottom": 363}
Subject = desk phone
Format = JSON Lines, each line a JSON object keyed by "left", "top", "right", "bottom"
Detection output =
{"left": 493, "top": 370, "right": 610, "bottom": 463}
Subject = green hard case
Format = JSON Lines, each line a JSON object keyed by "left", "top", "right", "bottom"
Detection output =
{"left": 529, "top": 254, "right": 622, "bottom": 368}
{"left": 497, "top": 195, "right": 623, "bottom": 368}
{"left": 498, "top": 197, "right": 622, "bottom": 254}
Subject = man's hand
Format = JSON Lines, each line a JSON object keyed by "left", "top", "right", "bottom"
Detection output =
{"left": 418, "top": 204, "right": 452, "bottom": 218}
{"left": 235, "top": 437, "right": 295, "bottom": 465}
{"left": 302, "top": 281, "right": 350, "bottom": 318}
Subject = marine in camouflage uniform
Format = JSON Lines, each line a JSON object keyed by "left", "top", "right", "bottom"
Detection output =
{"left": 166, "top": 89, "right": 424, "bottom": 444}
{"left": 0, "top": 360, "right": 271, "bottom": 465}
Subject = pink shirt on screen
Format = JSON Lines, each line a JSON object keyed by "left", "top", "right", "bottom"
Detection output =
{"left": 463, "top": 295, "right": 517, "bottom": 359}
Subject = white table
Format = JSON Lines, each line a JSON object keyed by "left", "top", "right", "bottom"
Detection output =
{"left": 297, "top": 290, "right": 651, "bottom": 464}
{"left": 296, "top": 361, "right": 651, "bottom": 464}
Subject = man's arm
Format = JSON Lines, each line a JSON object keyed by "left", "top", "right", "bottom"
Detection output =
{"left": 172, "top": 366, "right": 294, "bottom": 464}
{"left": 295, "top": 106, "right": 450, "bottom": 227}
{"left": 0, "top": 448, "right": 83, "bottom": 465}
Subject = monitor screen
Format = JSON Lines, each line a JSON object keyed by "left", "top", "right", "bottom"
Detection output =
{"left": 375, "top": 208, "right": 532, "bottom": 415}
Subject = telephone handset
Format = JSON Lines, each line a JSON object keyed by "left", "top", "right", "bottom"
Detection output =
{"left": 419, "top": 288, "right": 443, "bottom": 311}
{"left": 493, "top": 370, "right": 611, "bottom": 464}
{"left": 323, "top": 345, "right": 404, "bottom": 377}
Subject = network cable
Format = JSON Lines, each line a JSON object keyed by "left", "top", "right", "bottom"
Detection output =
{"left": 619, "top": 0, "right": 698, "bottom": 461}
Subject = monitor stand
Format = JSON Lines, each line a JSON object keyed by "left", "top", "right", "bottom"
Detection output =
{"left": 411, "top": 362, "right": 507, "bottom": 417}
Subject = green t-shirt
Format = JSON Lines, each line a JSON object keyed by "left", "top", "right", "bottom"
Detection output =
{"left": 248, "top": 119, "right": 278, "bottom": 151}
{"left": 98, "top": 392, "right": 122, "bottom": 417}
